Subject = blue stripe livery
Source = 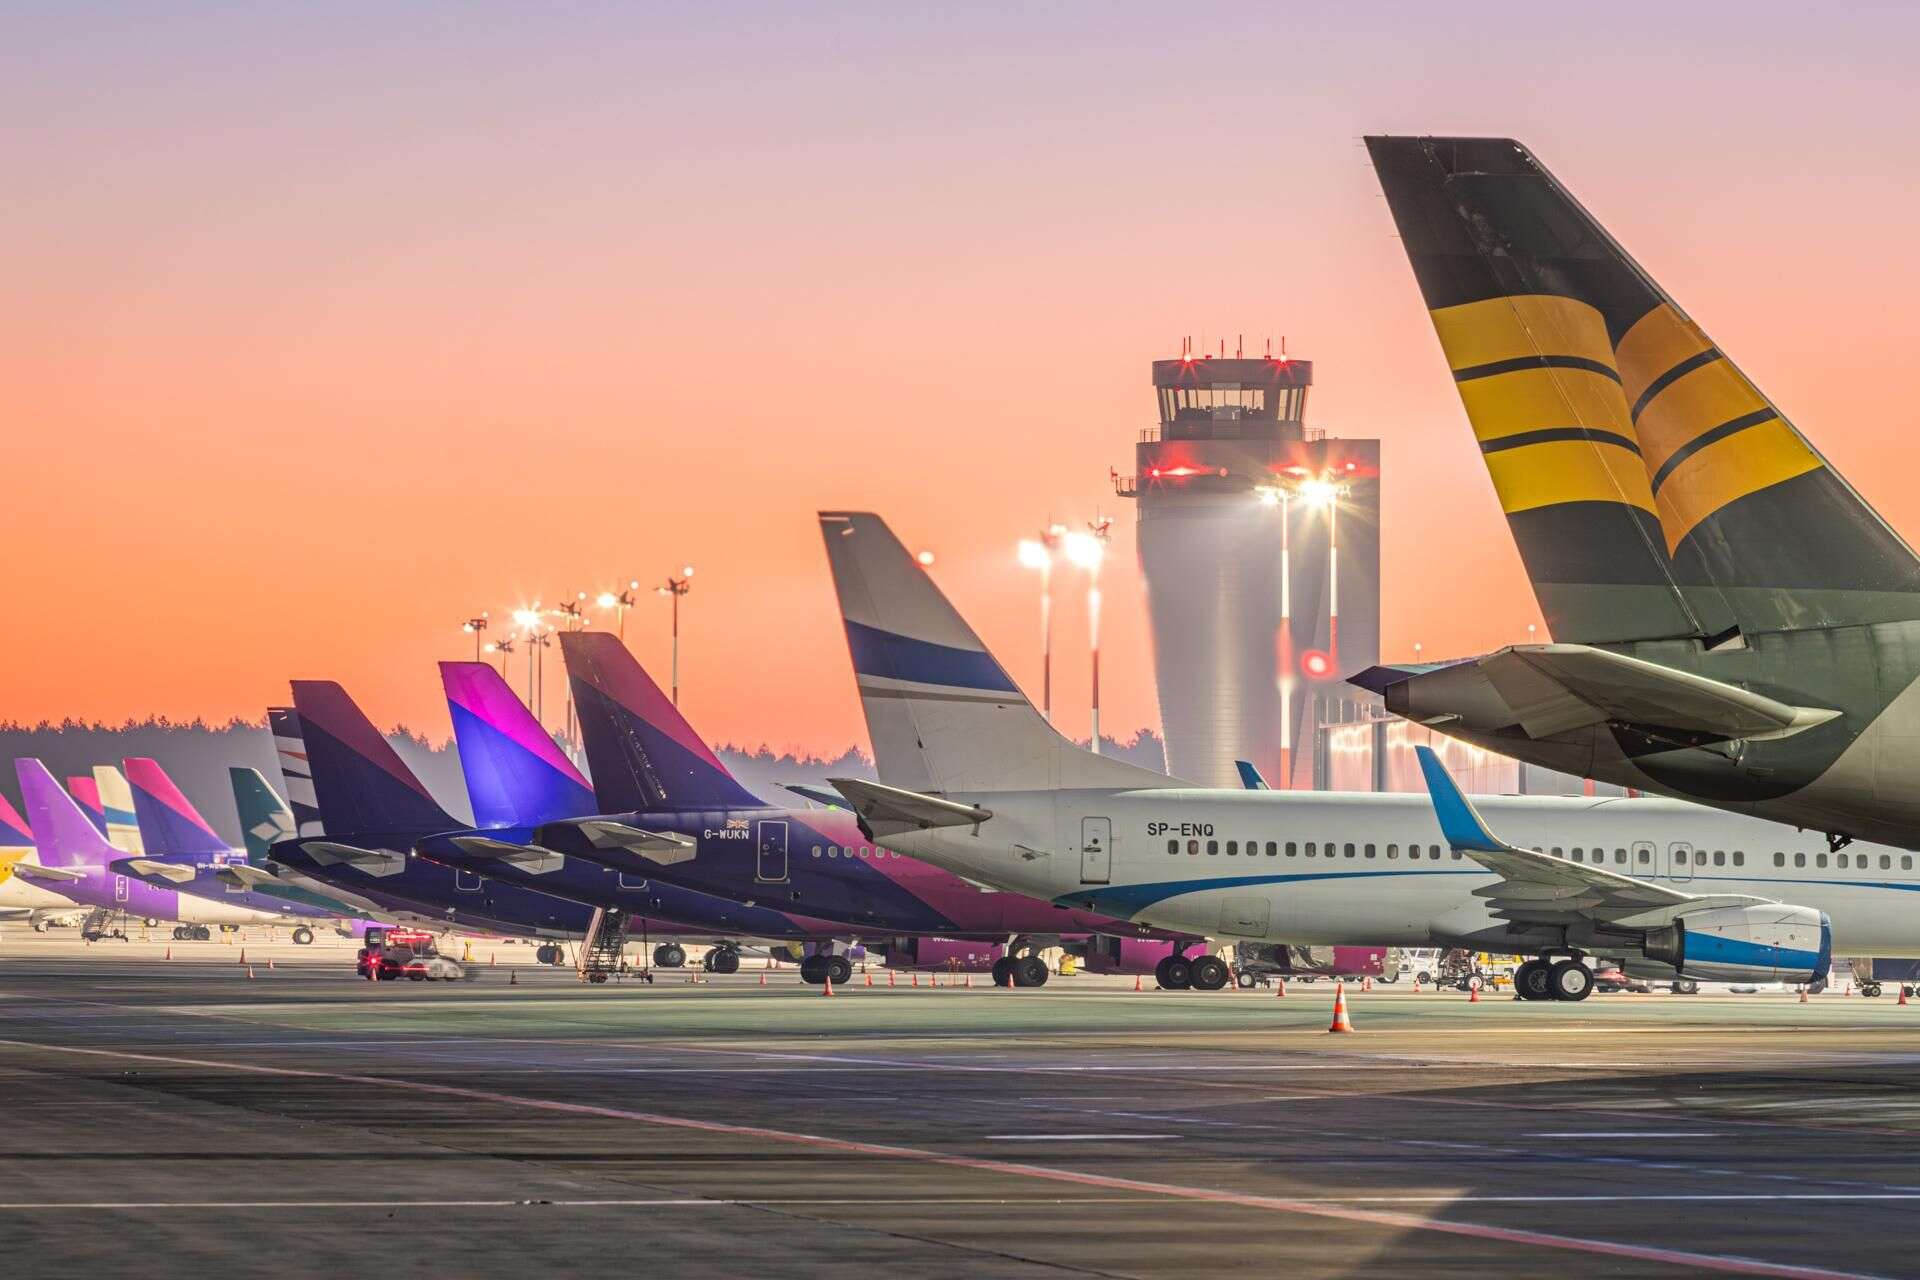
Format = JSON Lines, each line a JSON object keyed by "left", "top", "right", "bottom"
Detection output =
{"left": 843, "top": 620, "right": 1019, "bottom": 694}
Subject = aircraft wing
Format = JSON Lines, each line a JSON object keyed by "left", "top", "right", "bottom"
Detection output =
{"left": 1364, "top": 644, "right": 1839, "bottom": 751}
{"left": 1415, "top": 746, "right": 1774, "bottom": 928}
{"left": 447, "top": 835, "right": 565, "bottom": 875}
{"left": 532, "top": 820, "right": 697, "bottom": 867}
{"left": 8, "top": 860, "right": 87, "bottom": 883}
{"left": 827, "top": 778, "right": 992, "bottom": 840}
{"left": 111, "top": 857, "right": 195, "bottom": 886}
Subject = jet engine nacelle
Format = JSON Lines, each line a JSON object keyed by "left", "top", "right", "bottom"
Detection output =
{"left": 1642, "top": 904, "right": 1831, "bottom": 983}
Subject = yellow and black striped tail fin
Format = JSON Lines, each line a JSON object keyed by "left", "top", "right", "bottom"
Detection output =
{"left": 1367, "top": 135, "right": 1920, "bottom": 643}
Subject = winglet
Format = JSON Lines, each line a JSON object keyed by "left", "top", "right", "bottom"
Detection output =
{"left": 1414, "top": 746, "right": 1504, "bottom": 853}
{"left": 1234, "top": 760, "right": 1270, "bottom": 791}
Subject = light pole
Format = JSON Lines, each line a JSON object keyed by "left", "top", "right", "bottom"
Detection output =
{"left": 1260, "top": 484, "right": 1295, "bottom": 789}
{"left": 1062, "top": 519, "right": 1109, "bottom": 754}
{"left": 512, "top": 606, "right": 547, "bottom": 722}
{"left": 597, "top": 581, "right": 639, "bottom": 643}
{"left": 462, "top": 613, "right": 489, "bottom": 661}
{"left": 657, "top": 566, "right": 694, "bottom": 707}
{"left": 486, "top": 637, "right": 514, "bottom": 680}
{"left": 1016, "top": 536, "right": 1055, "bottom": 722}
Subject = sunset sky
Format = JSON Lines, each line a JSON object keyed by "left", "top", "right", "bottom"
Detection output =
{"left": 6, "top": 2, "right": 1919, "bottom": 757}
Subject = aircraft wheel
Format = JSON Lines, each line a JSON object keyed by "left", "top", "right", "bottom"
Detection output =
{"left": 656, "top": 944, "right": 686, "bottom": 969}
{"left": 992, "top": 957, "right": 1015, "bottom": 988}
{"left": 799, "top": 955, "right": 827, "bottom": 984}
{"left": 1416, "top": 970, "right": 1432, "bottom": 986}
{"left": 194, "top": 926, "right": 212, "bottom": 941}
{"left": 172, "top": 927, "right": 186, "bottom": 941}
{"left": 292, "top": 927, "right": 314, "bottom": 946}
{"left": 1863, "top": 982, "right": 1882, "bottom": 998}
{"left": 1236, "top": 970, "right": 1257, "bottom": 990}
{"left": 1549, "top": 959, "right": 1594, "bottom": 1002}
{"left": 710, "top": 949, "right": 740, "bottom": 975}
{"left": 1012, "top": 955, "right": 1049, "bottom": 987}
{"left": 827, "top": 955, "right": 854, "bottom": 986}
{"left": 1190, "top": 956, "right": 1230, "bottom": 991}
{"left": 1159, "top": 957, "right": 1193, "bottom": 990}
{"left": 1515, "top": 959, "right": 1553, "bottom": 1001}
{"left": 701, "top": 949, "right": 719, "bottom": 972}
{"left": 534, "top": 944, "right": 557, "bottom": 965}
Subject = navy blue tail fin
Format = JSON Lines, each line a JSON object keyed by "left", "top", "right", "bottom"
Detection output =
{"left": 288, "top": 681, "right": 457, "bottom": 833}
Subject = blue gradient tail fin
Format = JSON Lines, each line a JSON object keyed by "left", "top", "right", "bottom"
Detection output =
{"left": 288, "top": 682, "right": 457, "bottom": 833}
{"left": 440, "top": 661, "right": 598, "bottom": 826}
{"left": 558, "top": 631, "right": 761, "bottom": 812}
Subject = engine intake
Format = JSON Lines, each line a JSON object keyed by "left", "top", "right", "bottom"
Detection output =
{"left": 1642, "top": 903, "right": 1830, "bottom": 983}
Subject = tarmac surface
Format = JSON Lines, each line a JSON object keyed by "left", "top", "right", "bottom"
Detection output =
{"left": 5, "top": 931, "right": 1920, "bottom": 1278}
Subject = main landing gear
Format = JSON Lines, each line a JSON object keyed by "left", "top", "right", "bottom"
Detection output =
{"left": 702, "top": 946, "right": 741, "bottom": 974}
{"left": 799, "top": 953, "right": 853, "bottom": 986}
{"left": 172, "top": 925, "right": 213, "bottom": 942}
{"left": 653, "top": 943, "right": 687, "bottom": 969}
{"left": 1153, "top": 952, "right": 1230, "bottom": 991}
{"left": 291, "top": 927, "right": 314, "bottom": 946}
{"left": 990, "top": 955, "right": 1050, "bottom": 987}
{"left": 1514, "top": 955, "right": 1594, "bottom": 1002}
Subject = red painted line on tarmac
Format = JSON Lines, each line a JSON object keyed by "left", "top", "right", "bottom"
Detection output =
{"left": 0, "top": 1038, "right": 1877, "bottom": 1280}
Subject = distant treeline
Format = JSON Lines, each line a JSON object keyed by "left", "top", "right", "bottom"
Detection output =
{"left": 0, "top": 717, "right": 1165, "bottom": 845}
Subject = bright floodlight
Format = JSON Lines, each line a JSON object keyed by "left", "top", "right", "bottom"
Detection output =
{"left": 1256, "top": 487, "right": 1282, "bottom": 507}
{"left": 916, "top": 550, "right": 936, "bottom": 567}
{"left": 596, "top": 592, "right": 617, "bottom": 609}
{"left": 1062, "top": 530, "right": 1105, "bottom": 570}
{"left": 1299, "top": 478, "right": 1339, "bottom": 508}
{"left": 682, "top": 565, "right": 695, "bottom": 578}
{"left": 512, "top": 608, "right": 541, "bottom": 629}
{"left": 1016, "top": 539, "right": 1050, "bottom": 571}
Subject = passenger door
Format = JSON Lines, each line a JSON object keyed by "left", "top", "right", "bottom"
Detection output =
{"left": 1079, "top": 817, "right": 1112, "bottom": 884}
{"left": 757, "top": 820, "right": 789, "bottom": 883}
{"left": 1668, "top": 841, "right": 1694, "bottom": 883}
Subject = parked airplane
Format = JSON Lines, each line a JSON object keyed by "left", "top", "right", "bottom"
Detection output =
{"left": 504, "top": 631, "right": 1191, "bottom": 986}
{"left": 109, "top": 757, "right": 352, "bottom": 942}
{"left": 223, "top": 764, "right": 386, "bottom": 923}
{"left": 807, "top": 512, "right": 1920, "bottom": 997}
{"left": 1356, "top": 134, "right": 1920, "bottom": 856}
{"left": 14, "top": 760, "right": 284, "bottom": 939}
{"left": 0, "top": 793, "right": 83, "bottom": 926}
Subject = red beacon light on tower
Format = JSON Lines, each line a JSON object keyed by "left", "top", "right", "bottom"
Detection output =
{"left": 1301, "top": 650, "right": 1333, "bottom": 679}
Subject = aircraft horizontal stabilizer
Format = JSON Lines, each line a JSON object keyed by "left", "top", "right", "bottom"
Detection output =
{"left": 781, "top": 783, "right": 846, "bottom": 810}
{"left": 532, "top": 820, "right": 697, "bottom": 866}
{"left": 448, "top": 835, "right": 565, "bottom": 875}
{"left": 111, "top": 857, "right": 194, "bottom": 885}
{"left": 302, "top": 841, "right": 406, "bottom": 878}
{"left": 827, "top": 777, "right": 992, "bottom": 840}
{"left": 214, "top": 863, "right": 281, "bottom": 890}
{"left": 8, "top": 861, "right": 86, "bottom": 883}
{"left": 1368, "top": 644, "right": 1839, "bottom": 750}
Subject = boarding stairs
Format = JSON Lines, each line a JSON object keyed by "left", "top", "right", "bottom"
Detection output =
{"left": 577, "top": 907, "right": 631, "bottom": 983}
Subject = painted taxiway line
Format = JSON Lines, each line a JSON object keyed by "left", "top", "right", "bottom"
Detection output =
{"left": 0, "top": 1036, "right": 1880, "bottom": 1280}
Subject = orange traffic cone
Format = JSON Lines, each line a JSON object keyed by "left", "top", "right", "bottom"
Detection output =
{"left": 1363, "top": 976, "right": 1372, "bottom": 992}
{"left": 889, "top": 971, "right": 896, "bottom": 987}
{"left": 509, "top": 969, "right": 517, "bottom": 986}
{"left": 965, "top": 974, "right": 973, "bottom": 989}
{"left": 1411, "top": 976, "right": 1420, "bottom": 994}
{"left": 1275, "top": 978, "right": 1286, "bottom": 998}
{"left": 246, "top": 966, "right": 255, "bottom": 980}
{"left": 911, "top": 972, "right": 919, "bottom": 987}
{"left": 238, "top": 949, "right": 246, "bottom": 965}
{"left": 1469, "top": 982, "right": 1481, "bottom": 1003}
{"left": 865, "top": 972, "right": 873, "bottom": 987}
{"left": 758, "top": 972, "right": 766, "bottom": 986}
{"left": 822, "top": 973, "right": 835, "bottom": 997}
{"left": 490, "top": 953, "right": 496, "bottom": 967}
{"left": 1899, "top": 986, "right": 1910, "bottom": 1006}
{"left": 1800, "top": 986, "right": 1809, "bottom": 1003}
{"left": 164, "top": 945, "right": 171, "bottom": 961}
{"left": 1133, "top": 974, "right": 1143, "bottom": 992}
{"left": 1328, "top": 980, "right": 1355, "bottom": 1033}
{"left": 1845, "top": 983, "right": 1853, "bottom": 997}
{"left": 268, "top": 957, "right": 275, "bottom": 970}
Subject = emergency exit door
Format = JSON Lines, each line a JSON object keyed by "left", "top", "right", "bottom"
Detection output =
{"left": 757, "top": 820, "right": 789, "bottom": 883}
{"left": 1080, "top": 817, "right": 1112, "bottom": 884}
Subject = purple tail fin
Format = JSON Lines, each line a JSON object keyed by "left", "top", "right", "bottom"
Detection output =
{"left": 289, "top": 681, "right": 456, "bottom": 833}
{"left": 16, "top": 760, "right": 118, "bottom": 869}
{"left": 0, "top": 793, "right": 34, "bottom": 847}
{"left": 124, "top": 758, "right": 229, "bottom": 858}
{"left": 440, "top": 662, "right": 597, "bottom": 827}
{"left": 559, "top": 631, "right": 760, "bottom": 812}
{"left": 67, "top": 776, "right": 109, "bottom": 837}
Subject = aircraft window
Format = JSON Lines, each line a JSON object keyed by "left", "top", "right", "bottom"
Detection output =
{"left": 1168, "top": 839, "right": 1178, "bottom": 854}
{"left": 1637, "top": 847, "right": 1651, "bottom": 865}
{"left": 1386, "top": 843, "right": 1398, "bottom": 860}
{"left": 1816, "top": 853, "right": 1828, "bottom": 868}
{"left": 829, "top": 847, "right": 840, "bottom": 858}
{"left": 1713, "top": 850, "right": 1725, "bottom": 867}
{"left": 1226, "top": 841, "right": 1238, "bottom": 855}
{"left": 1904, "top": 856, "right": 1913, "bottom": 871}
{"left": 1305, "top": 842, "right": 1316, "bottom": 857}
{"left": 1838, "top": 853, "right": 1849, "bottom": 869}
{"left": 1266, "top": 841, "right": 1278, "bottom": 856}
{"left": 1571, "top": 847, "right": 1583, "bottom": 861}
{"left": 1733, "top": 852, "right": 1744, "bottom": 866}
{"left": 1188, "top": 839, "right": 1200, "bottom": 855}
{"left": 1882, "top": 854, "right": 1893, "bottom": 870}
{"left": 1450, "top": 848, "right": 1462, "bottom": 860}
{"left": 1616, "top": 849, "right": 1627, "bottom": 864}
{"left": 1550, "top": 847, "right": 1563, "bottom": 859}
{"left": 1364, "top": 844, "right": 1376, "bottom": 859}
{"left": 1207, "top": 840, "right": 1219, "bottom": 855}
{"left": 812, "top": 846, "right": 822, "bottom": 857}
{"left": 1794, "top": 852, "right": 1806, "bottom": 867}
{"left": 1674, "top": 849, "right": 1688, "bottom": 865}
{"left": 1285, "top": 842, "right": 1297, "bottom": 857}
{"left": 1774, "top": 852, "right": 1785, "bottom": 867}
{"left": 1344, "top": 843, "right": 1356, "bottom": 858}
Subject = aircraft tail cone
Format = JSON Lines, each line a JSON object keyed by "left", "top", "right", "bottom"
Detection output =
{"left": 1328, "top": 980, "right": 1355, "bottom": 1033}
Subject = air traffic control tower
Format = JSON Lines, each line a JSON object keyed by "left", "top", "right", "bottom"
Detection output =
{"left": 1116, "top": 351, "right": 1380, "bottom": 789}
